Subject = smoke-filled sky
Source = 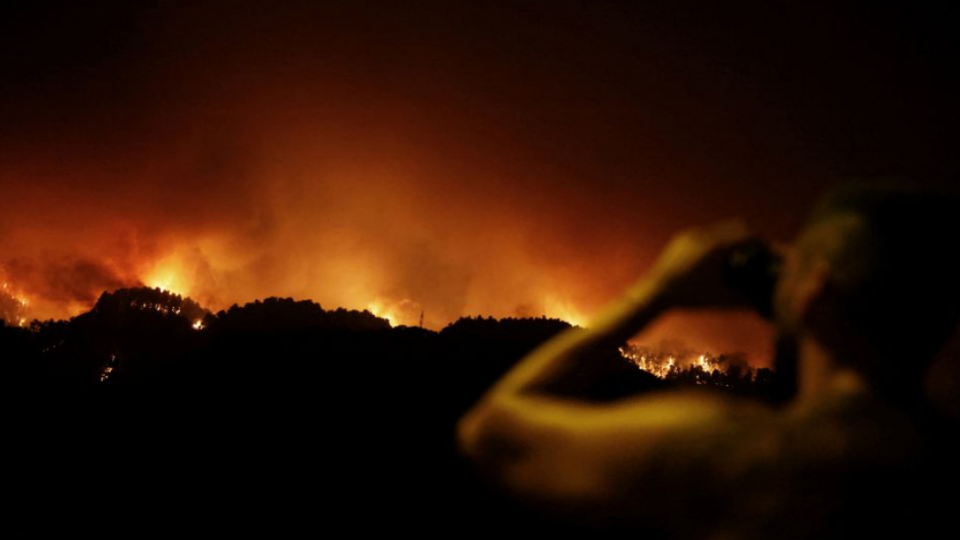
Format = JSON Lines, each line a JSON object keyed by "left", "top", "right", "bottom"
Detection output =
{"left": 1, "top": 2, "right": 958, "bottom": 361}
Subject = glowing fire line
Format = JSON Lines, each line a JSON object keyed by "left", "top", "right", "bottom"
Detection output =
{"left": 1, "top": 279, "right": 31, "bottom": 327}
{"left": 619, "top": 345, "right": 725, "bottom": 380}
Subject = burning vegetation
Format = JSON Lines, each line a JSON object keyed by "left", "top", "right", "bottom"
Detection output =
{"left": 619, "top": 342, "right": 778, "bottom": 397}
{"left": 0, "top": 285, "right": 778, "bottom": 399}
{"left": 0, "top": 279, "right": 29, "bottom": 328}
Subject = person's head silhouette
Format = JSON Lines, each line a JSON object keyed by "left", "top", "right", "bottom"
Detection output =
{"left": 458, "top": 181, "right": 960, "bottom": 539}
{"left": 773, "top": 182, "right": 960, "bottom": 403}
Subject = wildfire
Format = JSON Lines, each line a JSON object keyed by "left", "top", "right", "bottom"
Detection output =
{"left": 696, "top": 354, "right": 713, "bottom": 372}
{"left": 543, "top": 295, "right": 588, "bottom": 328}
{"left": 146, "top": 272, "right": 181, "bottom": 295}
{"left": 619, "top": 343, "right": 725, "bottom": 379}
{"left": 365, "top": 297, "right": 425, "bottom": 327}
{"left": 99, "top": 354, "right": 119, "bottom": 383}
{"left": 192, "top": 320, "right": 204, "bottom": 331}
{"left": 143, "top": 252, "right": 198, "bottom": 298}
{"left": 366, "top": 300, "right": 396, "bottom": 327}
{"left": 1, "top": 278, "right": 31, "bottom": 327}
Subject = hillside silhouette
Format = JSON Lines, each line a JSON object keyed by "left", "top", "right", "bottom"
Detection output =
{"left": 0, "top": 286, "right": 779, "bottom": 534}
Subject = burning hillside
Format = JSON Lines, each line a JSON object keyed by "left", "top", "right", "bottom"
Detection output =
{"left": 0, "top": 278, "right": 29, "bottom": 328}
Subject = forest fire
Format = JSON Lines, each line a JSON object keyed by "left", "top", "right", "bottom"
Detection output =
{"left": 618, "top": 341, "right": 776, "bottom": 395}
{"left": 144, "top": 255, "right": 195, "bottom": 298}
{"left": 0, "top": 0, "right": 823, "bottom": 355}
{"left": 365, "top": 298, "right": 427, "bottom": 328}
{"left": 365, "top": 300, "right": 397, "bottom": 327}
{"left": 619, "top": 343, "right": 737, "bottom": 380}
{"left": 1, "top": 279, "right": 30, "bottom": 327}
{"left": 0, "top": 6, "right": 954, "bottom": 538}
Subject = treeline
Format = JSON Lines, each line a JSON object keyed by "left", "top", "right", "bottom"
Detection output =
{"left": 1, "top": 287, "right": 776, "bottom": 395}
{"left": 0, "top": 286, "right": 779, "bottom": 534}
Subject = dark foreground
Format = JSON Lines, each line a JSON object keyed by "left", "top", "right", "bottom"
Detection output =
{"left": 6, "top": 287, "right": 946, "bottom": 537}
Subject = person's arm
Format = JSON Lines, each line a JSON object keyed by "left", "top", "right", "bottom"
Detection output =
{"left": 466, "top": 220, "right": 758, "bottom": 402}
{"left": 456, "top": 221, "right": 774, "bottom": 528}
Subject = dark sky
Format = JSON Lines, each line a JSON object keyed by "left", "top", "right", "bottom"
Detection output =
{"left": 1, "top": 1, "right": 957, "bottom": 360}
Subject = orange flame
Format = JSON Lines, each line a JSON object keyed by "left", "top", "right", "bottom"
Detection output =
{"left": 619, "top": 344, "right": 725, "bottom": 379}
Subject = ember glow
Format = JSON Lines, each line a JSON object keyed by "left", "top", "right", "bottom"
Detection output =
{"left": 99, "top": 354, "right": 119, "bottom": 384}
{"left": 619, "top": 343, "right": 739, "bottom": 380}
{"left": 0, "top": 277, "right": 30, "bottom": 327}
{"left": 365, "top": 298, "right": 423, "bottom": 328}
{"left": 2, "top": 2, "right": 953, "bottom": 360}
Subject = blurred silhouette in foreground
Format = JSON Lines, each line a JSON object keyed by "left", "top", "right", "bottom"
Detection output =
{"left": 458, "top": 182, "right": 960, "bottom": 538}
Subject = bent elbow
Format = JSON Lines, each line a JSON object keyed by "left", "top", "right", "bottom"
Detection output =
{"left": 456, "top": 399, "right": 495, "bottom": 462}
{"left": 456, "top": 398, "right": 527, "bottom": 476}
{"left": 456, "top": 400, "right": 613, "bottom": 519}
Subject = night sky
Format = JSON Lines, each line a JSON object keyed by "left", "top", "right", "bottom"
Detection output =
{"left": 2, "top": 2, "right": 958, "bottom": 362}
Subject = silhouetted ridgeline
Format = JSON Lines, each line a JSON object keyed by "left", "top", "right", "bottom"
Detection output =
{"left": 0, "top": 287, "right": 774, "bottom": 534}
{"left": 1, "top": 287, "right": 774, "bottom": 393}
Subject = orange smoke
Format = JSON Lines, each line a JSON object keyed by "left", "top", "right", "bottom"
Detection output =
{"left": 0, "top": 113, "right": 662, "bottom": 332}
{"left": 0, "top": 2, "right": 808, "bottom": 367}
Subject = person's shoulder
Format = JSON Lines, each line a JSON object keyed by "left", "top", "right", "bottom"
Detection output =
{"left": 608, "top": 389, "right": 784, "bottom": 478}
{"left": 585, "top": 391, "right": 788, "bottom": 533}
{"left": 784, "top": 391, "right": 925, "bottom": 467}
